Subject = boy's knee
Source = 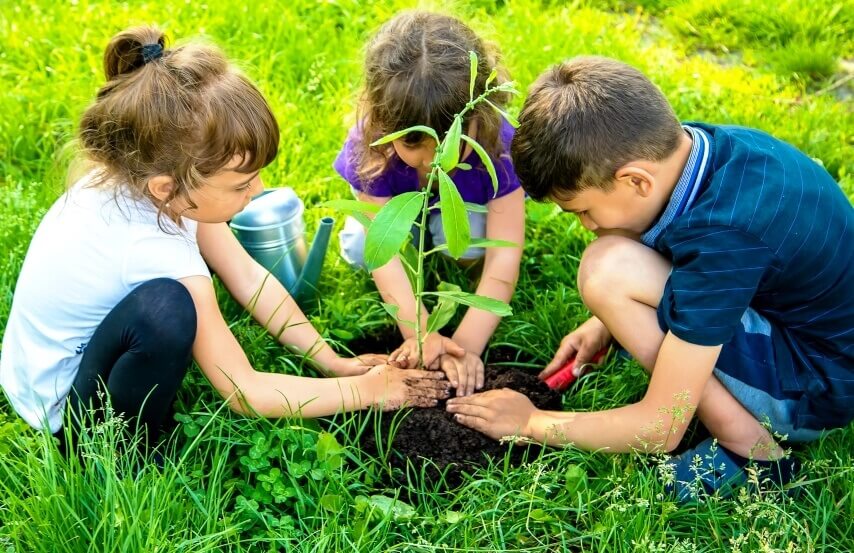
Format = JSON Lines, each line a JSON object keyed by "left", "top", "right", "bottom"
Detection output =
{"left": 338, "top": 216, "right": 367, "bottom": 269}
{"left": 577, "top": 236, "right": 640, "bottom": 305}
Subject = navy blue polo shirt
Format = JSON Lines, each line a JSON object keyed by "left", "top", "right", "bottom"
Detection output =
{"left": 641, "top": 123, "right": 854, "bottom": 429}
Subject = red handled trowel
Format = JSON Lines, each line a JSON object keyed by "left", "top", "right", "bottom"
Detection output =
{"left": 543, "top": 347, "right": 609, "bottom": 391}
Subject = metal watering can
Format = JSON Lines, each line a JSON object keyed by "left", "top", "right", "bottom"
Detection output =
{"left": 230, "top": 187, "right": 333, "bottom": 308}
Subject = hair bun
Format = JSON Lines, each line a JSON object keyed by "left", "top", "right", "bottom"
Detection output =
{"left": 103, "top": 26, "right": 167, "bottom": 80}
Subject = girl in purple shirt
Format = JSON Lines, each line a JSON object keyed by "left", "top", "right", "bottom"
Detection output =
{"left": 334, "top": 11, "right": 526, "bottom": 396}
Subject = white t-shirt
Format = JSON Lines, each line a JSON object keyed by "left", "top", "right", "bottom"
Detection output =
{"left": 0, "top": 175, "right": 210, "bottom": 432}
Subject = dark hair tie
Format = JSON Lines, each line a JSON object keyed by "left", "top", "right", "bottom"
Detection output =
{"left": 141, "top": 43, "right": 164, "bottom": 64}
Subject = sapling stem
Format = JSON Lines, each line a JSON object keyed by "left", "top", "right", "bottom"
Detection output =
{"left": 411, "top": 83, "right": 503, "bottom": 367}
{"left": 413, "top": 168, "right": 437, "bottom": 366}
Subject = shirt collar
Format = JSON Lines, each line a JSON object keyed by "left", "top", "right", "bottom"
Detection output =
{"left": 640, "top": 125, "right": 712, "bottom": 247}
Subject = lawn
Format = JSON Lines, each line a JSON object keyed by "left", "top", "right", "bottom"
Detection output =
{"left": 0, "top": 0, "right": 852, "bottom": 551}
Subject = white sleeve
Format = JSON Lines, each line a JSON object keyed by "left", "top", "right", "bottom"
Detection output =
{"left": 123, "top": 228, "right": 211, "bottom": 288}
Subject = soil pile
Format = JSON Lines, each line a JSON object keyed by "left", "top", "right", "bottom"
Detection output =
{"left": 362, "top": 366, "right": 562, "bottom": 487}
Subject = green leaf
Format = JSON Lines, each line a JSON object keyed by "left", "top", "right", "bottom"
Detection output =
{"left": 349, "top": 211, "right": 372, "bottom": 229}
{"left": 438, "top": 169, "right": 470, "bottom": 259}
{"left": 428, "top": 238, "right": 516, "bottom": 254}
{"left": 565, "top": 464, "right": 588, "bottom": 494}
{"left": 461, "top": 134, "right": 499, "bottom": 197}
{"left": 316, "top": 432, "right": 344, "bottom": 469}
{"left": 529, "top": 508, "right": 555, "bottom": 523}
{"left": 469, "top": 51, "right": 478, "bottom": 100}
{"left": 400, "top": 241, "right": 419, "bottom": 289}
{"left": 329, "top": 328, "right": 355, "bottom": 340}
{"left": 464, "top": 202, "right": 488, "bottom": 213}
{"left": 438, "top": 117, "right": 462, "bottom": 172}
{"left": 485, "top": 68, "right": 498, "bottom": 87}
{"left": 469, "top": 238, "right": 517, "bottom": 248}
{"left": 364, "top": 191, "right": 423, "bottom": 270}
{"left": 456, "top": 162, "right": 472, "bottom": 171}
{"left": 319, "top": 494, "right": 343, "bottom": 512}
{"left": 426, "top": 282, "right": 461, "bottom": 333}
{"left": 370, "top": 125, "right": 439, "bottom": 146}
{"left": 443, "top": 510, "right": 465, "bottom": 524}
{"left": 366, "top": 495, "right": 416, "bottom": 521}
{"left": 380, "top": 302, "right": 399, "bottom": 319}
{"left": 319, "top": 198, "right": 380, "bottom": 214}
{"left": 425, "top": 291, "right": 512, "bottom": 316}
{"left": 491, "top": 81, "right": 520, "bottom": 95}
{"left": 485, "top": 99, "right": 520, "bottom": 128}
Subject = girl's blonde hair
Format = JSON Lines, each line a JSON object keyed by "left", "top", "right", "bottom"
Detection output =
{"left": 76, "top": 26, "right": 279, "bottom": 223}
{"left": 355, "top": 11, "right": 510, "bottom": 186}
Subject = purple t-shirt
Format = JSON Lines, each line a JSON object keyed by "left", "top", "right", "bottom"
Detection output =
{"left": 333, "top": 119, "right": 520, "bottom": 205}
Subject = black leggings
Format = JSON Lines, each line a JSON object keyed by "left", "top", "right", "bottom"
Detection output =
{"left": 64, "top": 278, "right": 197, "bottom": 445}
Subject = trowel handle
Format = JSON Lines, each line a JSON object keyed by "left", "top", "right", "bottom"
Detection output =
{"left": 543, "top": 347, "right": 609, "bottom": 391}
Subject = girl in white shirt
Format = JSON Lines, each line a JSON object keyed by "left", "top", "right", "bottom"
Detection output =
{"left": 0, "top": 26, "right": 448, "bottom": 444}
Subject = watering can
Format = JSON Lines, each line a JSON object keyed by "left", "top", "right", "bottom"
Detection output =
{"left": 230, "top": 187, "right": 333, "bottom": 308}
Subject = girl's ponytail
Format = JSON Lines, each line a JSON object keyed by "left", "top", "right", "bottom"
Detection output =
{"left": 75, "top": 26, "right": 279, "bottom": 228}
{"left": 103, "top": 26, "right": 166, "bottom": 81}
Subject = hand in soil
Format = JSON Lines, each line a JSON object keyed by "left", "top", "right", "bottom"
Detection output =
{"left": 327, "top": 354, "right": 388, "bottom": 376}
{"left": 539, "top": 316, "right": 612, "bottom": 380}
{"left": 367, "top": 364, "right": 451, "bottom": 411}
{"left": 389, "top": 332, "right": 465, "bottom": 369}
{"left": 446, "top": 388, "right": 538, "bottom": 441}
{"left": 431, "top": 351, "right": 484, "bottom": 396}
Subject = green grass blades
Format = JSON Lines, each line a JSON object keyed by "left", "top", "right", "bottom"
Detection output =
{"left": 1, "top": 0, "right": 852, "bottom": 551}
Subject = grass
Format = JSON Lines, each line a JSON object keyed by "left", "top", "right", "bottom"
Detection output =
{"left": 1, "top": 0, "right": 852, "bottom": 551}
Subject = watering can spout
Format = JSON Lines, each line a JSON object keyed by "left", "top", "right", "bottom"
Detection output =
{"left": 294, "top": 216, "right": 334, "bottom": 305}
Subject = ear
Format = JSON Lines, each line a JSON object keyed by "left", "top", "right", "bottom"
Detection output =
{"left": 147, "top": 175, "right": 175, "bottom": 203}
{"left": 614, "top": 164, "right": 655, "bottom": 198}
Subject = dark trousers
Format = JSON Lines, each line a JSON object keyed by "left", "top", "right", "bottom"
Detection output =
{"left": 62, "top": 278, "right": 197, "bottom": 447}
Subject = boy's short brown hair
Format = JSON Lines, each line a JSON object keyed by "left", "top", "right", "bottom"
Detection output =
{"left": 511, "top": 56, "right": 683, "bottom": 201}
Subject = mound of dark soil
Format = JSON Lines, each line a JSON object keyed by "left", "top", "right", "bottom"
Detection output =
{"left": 362, "top": 365, "right": 562, "bottom": 488}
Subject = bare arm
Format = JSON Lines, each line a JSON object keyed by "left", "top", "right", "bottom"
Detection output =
{"left": 356, "top": 192, "right": 429, "bottom": 338}
{"left": 448, "top": 332, "right": 721, "bottom": 452}
{"left": 196, "top": 222, "right": 340, "bottom": 369}
{"left": 451, "top": 188, "right": 525, "bottom": 355}
{"left": 178, "top": 274, "right": 448, "bottom": 417}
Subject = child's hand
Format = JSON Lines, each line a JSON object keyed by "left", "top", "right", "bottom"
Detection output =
{"left": 540, "top": 316, "right": 612, "bottom": 380}
{"left": 446, "top": 389, "right": 537, "bottom": 441}
{"left": 432, "top": 351, "right": 484, "bottom": 397}
{"left": 367, "top": 364, "right": 451, "bottom": 411}
{"left": 389, "top": 332, "right": 465, "bottom": 369}
{"left": 327, "top": 354, "right": 388, "bottom": 377}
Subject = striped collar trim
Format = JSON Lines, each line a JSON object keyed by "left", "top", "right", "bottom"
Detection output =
{"left": 641, "top": 125, "right": 712, "bottom": 247}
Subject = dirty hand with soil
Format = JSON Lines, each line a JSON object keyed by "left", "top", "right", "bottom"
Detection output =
{"left": 389, "top": 332, "right": 483, "bottom": 396}
{"left": 388, "top": 332, "right": 464, "bottom": 369}
{"left": 446, "top": 388, "right": 537, "bottom": 441}
{"left": 368, "top": 364, "right": 452, "bottom": 411}
{"left": 431, "top": 351, "right": 484, "bottom": 397}
{"left": 323, "top": 353, "right": 389, "bottom": 377}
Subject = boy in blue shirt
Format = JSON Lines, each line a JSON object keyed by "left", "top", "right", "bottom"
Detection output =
{"left": 446, "top": 56, "right": 854, "bottom": 502}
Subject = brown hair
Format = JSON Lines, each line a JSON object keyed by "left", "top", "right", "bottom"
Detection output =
{"left": 355, "top": 11, "right": 510, "bottom": 185}
{"left": 77, "top": 26, "right": 279, "bottom": 224}
{"left": 511, "top": 56, "right": 683, "bottom": 201}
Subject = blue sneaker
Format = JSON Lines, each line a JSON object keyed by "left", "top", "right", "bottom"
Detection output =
{"left": 661, "top": 438, "right": 747, "bottom": 503}
{"left": 661, "top": 438, "right": 798, "bottom": 504}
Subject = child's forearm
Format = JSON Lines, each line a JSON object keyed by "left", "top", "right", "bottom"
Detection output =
{"left": 452, "top": 253, "right": 519, "bottom": 355}
{"left": 526, "top": 400, "right": 689, "bottom": 452}
{"left": 372, "top": 257, "right": 429, "bottom": 338}
{"left": 232, "top": 369, "right": 385, "bottom": 418}
{"left": 236, "top": 266, "right": 339, "bottom": 368}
